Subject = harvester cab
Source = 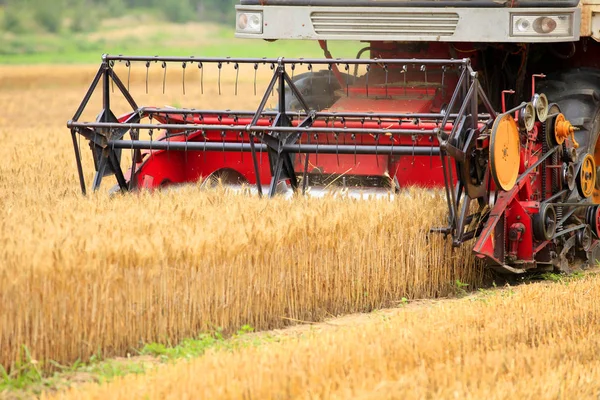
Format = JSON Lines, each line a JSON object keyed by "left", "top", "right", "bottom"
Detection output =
{"left": 68, "top": 0, "right": 600, "bottom": 274}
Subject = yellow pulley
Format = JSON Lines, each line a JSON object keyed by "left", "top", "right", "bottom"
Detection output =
{"left": 577, "top": 154, "right": 596, "bottom": 199}
{"left": 490, "top": 114, "right": 521, "bottom": 192}
{"left": 554, "top": 113, "right": 579, "bottom": 148}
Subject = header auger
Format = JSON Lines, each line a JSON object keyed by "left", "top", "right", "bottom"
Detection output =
{"left": 68, "top": 53, "right": 600, "bottom": 274}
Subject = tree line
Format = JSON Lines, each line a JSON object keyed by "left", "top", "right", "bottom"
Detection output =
{"left": 1, "top": 0, "right": 239, "bottom": 34}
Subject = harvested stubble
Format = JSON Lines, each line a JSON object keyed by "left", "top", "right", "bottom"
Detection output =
{"left": 49, "top": 275, "right": 600, "bottom": 400}
{"left": 0, "top": 66, "right": 482, "bottom": 374}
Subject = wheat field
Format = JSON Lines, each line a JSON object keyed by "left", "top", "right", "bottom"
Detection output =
{"left": 49, "top": 274, "right": 600, "bottom": 400}
{"left": 0, "top": 65, "right": 484, "bottom": 375}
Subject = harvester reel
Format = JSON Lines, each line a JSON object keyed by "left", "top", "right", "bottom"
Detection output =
{"left": 533, "top": 203, "right": 557, "bottom": 241}
{"left": 533, "top": 93, "right": 549, "bottom": 122}
{"left": 490, "top": 113, "right": 520, "bottom": 192}
{"left": 577, "top": 154, "right": 596, "bottom": 199}
{"left": 70, "top": 54, "right": 600, "bottom": 274}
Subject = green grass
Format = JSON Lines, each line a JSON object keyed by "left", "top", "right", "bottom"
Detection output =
{"left": 0, "top": 38, "right": 360, "bottom": 65}
{"left": 0, "top": 20, "right": 364, "bottom": 64}
{"left": 0, "top": 325, "right": 270, "bottom": 398}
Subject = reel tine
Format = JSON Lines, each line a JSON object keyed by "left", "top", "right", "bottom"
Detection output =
{"left": 198, "top": 62, "right": 204, "bottom": 95}
{"left": 365, "top": 64, "right": 370, "bottom": 98}
{"left": 315, "top": 133, "right": 319, "bottom": 165}
{"left": 254, "top": 63, "right": 258, "bottom": 96}
{"left": 335, "top": 133, "right": 340, "bottom": 166}
{"left": 375, "top": 133, "right": 379, "bottom": 167}
{"left": 234, "top": 63, "right": 239, "bottom": 96}
{"left": 166, "top": 127, "right": 170, "bottom": 161}
{"left": 402, "top": 65, "right": 407, "bottom": 96}
{"left": 308, "top": 63, "right": 313, "bottom": 94}
{"left": 109, "top": 60, "right": 115, "bottom": 93}
{"left": 328, "top": 63, "right": 332, "bottom": 86}
{"left": 162, "top": 61, "right": 167, "bottom": 94}
{"left": 182, "top": 62, "right": 187, "bottom": 95}
{"left": 184, "top": 130, "right": 189, "bottom": 165}
{"left": 384, "top": 63, "right": 388, "bottom": 98}
{"left": 302, "top": 132, "right": 310, "bottom": 195}
{"left": 345, "top": 64, "right": 350, "bottom": 97}
{"left": 148, "top": 113, "right": 153, "bottom": 155}
{"left": 377, "top": 119, "right": 383, "bottom": 167}
{"left": 126, "top": 60, "right": 131, "bottom": 92}
{"left": 259, "top": 132, "right": 263, "bottom": 166}
{"left": 129, "top": 129, "right": 137, "bottom": 190}
{"left": 222, "top": 130, "right": 227, "bottom": 163}
{"left": 203, "top": 130, "right": 207, "bottom": 164}
{"left": 218, "top": 62, "right": 222, "bottom": 95}
{"left": 145, "top": 61, "right": 150, "bottom": 94}
{"left": 430, "top": 134, "right": 434, "bottom": 168}
{"left": 239, "top": 129, "right": 244, "bottom": 163}
{"left": 412, "top": 134, "right": 417, "bottom": 165}
{"left": 291, "top": 63, "right": 296, "bottom": 81}
{"left": 270, "top": 63, "right": 275, "bottom": 97}
{"left": 183, "top": 114, "right": 189, "bottom": 165}
{"left": 441, "top": 65, "right": 447, "bottom": 99}
{"left": 352, "top": 133, "right": 357, "bottom": 165}
{"left": 421, "top": 65, "right": 428, "bottom": 96}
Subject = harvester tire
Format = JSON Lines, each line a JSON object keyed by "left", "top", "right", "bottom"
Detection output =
{"left": 537, "top": 68, "right": 600, "bottom": 160}
{"left": 283, "top": 70, "right": 353, "bottom": 111}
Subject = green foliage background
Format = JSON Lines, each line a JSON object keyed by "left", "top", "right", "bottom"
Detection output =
{"left": 0, "top": 0, "right": 238, "bottom": 33}
{"left": 0, "top": 0, "right": 361, "bottom": 64}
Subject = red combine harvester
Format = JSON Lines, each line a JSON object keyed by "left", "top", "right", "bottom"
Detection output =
{"left": 68, "top": 0, "right": 600, "bottom": 274}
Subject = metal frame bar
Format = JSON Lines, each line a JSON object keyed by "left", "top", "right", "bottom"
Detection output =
{"left": 136, "top": 107, "right": 491, "bottom": 120}
{"left": 108, "top": 140, "right": 441, "bottom": 155}
{"left": 68, "top": 122, "right": 438, "bottom": 136}
{"left": 102, "top": 54, "right": 470, "bottom": 66}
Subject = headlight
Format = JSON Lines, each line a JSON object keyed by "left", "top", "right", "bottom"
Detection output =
{"left": 236, "top": 12, "right": 263, "bottom": 34}
{"left": 511, "top": 14, "right": 572, "bottom": 37}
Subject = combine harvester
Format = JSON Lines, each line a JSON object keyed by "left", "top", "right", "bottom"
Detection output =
{"left": 68, "top": 0, "right": 600, "bottom": 274}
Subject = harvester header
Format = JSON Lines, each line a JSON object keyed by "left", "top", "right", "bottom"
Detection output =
{"left": 68, "top": 0, "right": 600, "bottom": 274}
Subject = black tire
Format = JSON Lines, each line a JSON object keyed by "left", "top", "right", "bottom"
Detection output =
{"left": 537, "top": 68, "right": 600, "bottom": 158}
{"left": 283, "top": 70, "right": 354, "bottom": 111}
